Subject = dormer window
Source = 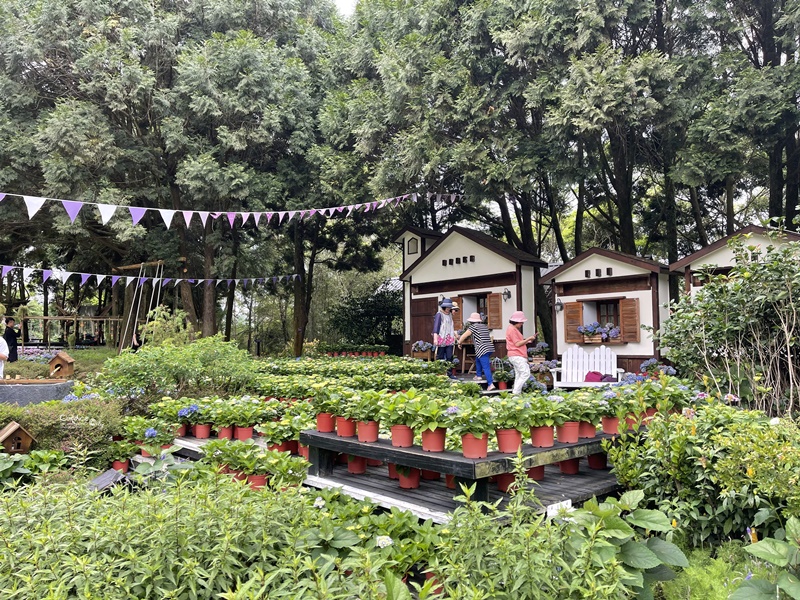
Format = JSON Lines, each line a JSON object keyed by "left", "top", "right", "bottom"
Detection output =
{"left": 408, "top": 238, "right": 419, "bottom": 255}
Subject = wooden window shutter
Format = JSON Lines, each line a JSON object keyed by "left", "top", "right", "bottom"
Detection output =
{"left": 563, "top": 302, "right": 584, "bottom": 344}
{"left": 486, "top": 293, "right": 502, "bottom": 329}
{"left": 450, "top": 295, "right": 463, "bottom": 327}
{"left": 619, "top": 298, "right": 641, "bottom": 343}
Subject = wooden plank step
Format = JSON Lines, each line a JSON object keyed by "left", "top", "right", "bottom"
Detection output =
{"left": 304, "top": 461, "right": 620, "bottom": 523}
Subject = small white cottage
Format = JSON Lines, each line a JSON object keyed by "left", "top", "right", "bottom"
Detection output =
{"left": 669, "top": 225, "right": 800, "bottom": 295}
{"left": 395, "top": 226, "right": 548, "bottom": 358}
{"left": 540, "top": 248, "right": 674, "bottom": 373}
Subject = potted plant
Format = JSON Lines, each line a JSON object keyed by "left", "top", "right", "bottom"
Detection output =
{"left": 109, "top": 440, "right": 139, "bottom": 473}
{"left": 232, "top": 396, "right": 264, "bottom": 440}
{"left": 493, "top": 369, "right": 511, "bottom": 390}
{"left": 395, "top": 464, "right": 421, "bottom": 489}
{"left": 411, "top": 340, "right": 434, "bottom": 361}
{"left": 377, "top": 390, "right": 418, "bottom": 447}
{"left": 394, "top": 392, "right": 449, "bottom": 452}
{"left": 341, "top": 390, "right": 385, "bottom": 443}
{"left": 522, "top": 394, "right": 558, "bottom": 447}
{"left": 447, "top": 398, "right": 494, "bottom": 459}
{"left": 255, "top": 417, "right": 296, "bottom": 452}
{"left": 555, "top": 399, "right": 580, "bottom": 444}
{"left": 577, "top": 322, "right": 621, "bottom": 344}
{"left": 309, "top": 383, "right": 340, "bottom": 432}
{"left": 528, "top": 342, "right": 549, "bottom": 363}
{"left": 569, "top": 391, "right": 600, "bottom": 438}
{"left": 490, "top": 396, "right": 529, "bottom": 454}
{"left": 208, "top": 402, "right": 236, "bottom": 439}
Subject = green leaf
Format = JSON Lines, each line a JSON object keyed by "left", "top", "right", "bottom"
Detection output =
{"left": 645, "top": 538, "right": 689, "bottom": 567}
{"left": 778, "top": 572, "right": 800, "bottom": 600}
{"left": 786, "top": 517, "right": 800, "bottom": 544}
{"left": 602, "top": 515, "right": 635, "bottom": 539}
{"left": 642, "top": 564, "right": 677, "bottom": 583}
{"left": 745, "top": 538, "right": 792, "bottom": 567}
{"left": 729, "top": 580, "right": 779, "bottom": 600}
{"left": 619, "top": 540, "right": 662, "bottom": 569}
{"left": 618, "top": 490, "right": 645, "bottom": 510}
{"left": 753, "top": 507, "right": 772, "bottom": 527}
{"left": 384, "top": 571, "right": 412, "bottom": 600}
{"left": 626, "top": 509, "right": 673, "bottom": 532}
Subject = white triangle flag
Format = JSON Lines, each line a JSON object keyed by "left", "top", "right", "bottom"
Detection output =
{"left": 158, "top": 209, "right": 176, "bottom": 228}
{"left": 253, "top": 212, "right": 262, "bottom": 227}
{"left": 60, "top": 270, "right": 73, "bottom": 284}
{"left": 97, "top": 203, "right": 117, "bottom": 225}
{"left": 126, "top": 276, "right": 136, "bottom": 287}
{"left": 240, "top": 212, "right": 251, "bottom": 226}
{"left": 198, "top": 211, "right": 209, "bottom": 227}
{"left": 23, "top": 196, "right": 48, "bottom": 219}
{"left": 22, "top": 268, "right": 34, "bottom": 281}
{"left": 96, "top": 275, "right": 106, "bottom": 287}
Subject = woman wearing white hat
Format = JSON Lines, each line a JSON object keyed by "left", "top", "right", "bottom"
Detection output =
{"left": 457, "top": 313, "right": 496, "bottom": 391}
{"left": 506, "top": 311, "right": 536, "bottom": 395}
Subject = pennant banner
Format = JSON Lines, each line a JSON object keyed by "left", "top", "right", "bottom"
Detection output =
{"left": 0, "top": 190, "right": 429, "bottom": 230}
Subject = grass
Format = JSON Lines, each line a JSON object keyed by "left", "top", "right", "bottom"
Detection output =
{"left": 5, "top": 347, "right": 117, "bottom": 380}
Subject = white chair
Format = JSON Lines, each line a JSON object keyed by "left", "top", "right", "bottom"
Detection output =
{"left": 549, "top": 345, "right": 624, "bottom": 388}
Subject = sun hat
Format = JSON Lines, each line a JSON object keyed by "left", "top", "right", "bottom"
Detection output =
{"left": 509, "top": 310, "right": 527, "bottom": 323}
{"left": 452, "top": 301, "right": 460, "bottom": 311}
{"left": 467, "top": 312, "right": 482, "bottom": 323}
{"left": 440, "top": 298, "right": 454, "bottom": 309}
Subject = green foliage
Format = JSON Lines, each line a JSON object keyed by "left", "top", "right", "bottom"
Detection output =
{"left": 733, "top": 516, "right": 800, "bottom": 599}
{"left": 660, "top": 237, "right": 800, "bottom": 416}
{"left": 97, "top": 336, "right": 257, "bottom": 413}
{"left": 0, "top": 397, "right": 122, "bottom": 468}
{"left": 330, "top": 284, "right": 403, "bottom": 346}
{"left": 657, "top": 543, "right": 775, "bottom": 600}
{"left": 608, "top": 400, "right": 798, "bottom": 547}
{"left": 140, "top": 306, "right": 196, "bottom": 347}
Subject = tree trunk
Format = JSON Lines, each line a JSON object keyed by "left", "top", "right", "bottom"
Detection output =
{"left": 786, "top": 125, "right": 799, "bottom": 230}
{"left": 201, "top": 222, "right": 217, "bottom": 338}
{"left": 663, "top": 171, "right": 680, "bottom": 302}
{"left": 769, "top": 140, "right": 785, "bottom": 221}
{"left": 575, "top": 139, "right": 585, "bottom": 256}
{"left": 223, "top": 260, "right": 237, "bottom": 342}
{"left": 292, "top": 224, "right": 308, "bottom": 357}
{"left": 688, "top": 187, "right": 709, "bottom": 245}
{"left": 725, "top": 175, "right": 735, "bottom": 235}
{"left": 607, "top": 126, "right": 636, "bottom": 254}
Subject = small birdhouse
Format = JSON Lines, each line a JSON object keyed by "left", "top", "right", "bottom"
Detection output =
{"left": 0, "top": 421, "right": 35, "bottom": 454}
{"left": 49, "top": 351, "right": 75, "bottom": 379}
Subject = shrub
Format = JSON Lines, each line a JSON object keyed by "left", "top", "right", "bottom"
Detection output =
{"left": 97, "top": 335, "right": 257, "bottom": 413}
{"left": 0, "top": 397, "right": 123, "bottom": 468}
{"left": 659, "top": 235, "right": 800, "bottom": 416}
{"left": 607, "top": 401, "right": 795, "bottom": 547}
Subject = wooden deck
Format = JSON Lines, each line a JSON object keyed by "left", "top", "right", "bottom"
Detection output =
{"left": 304, "top": 461, "right": 619, "bottom": 523}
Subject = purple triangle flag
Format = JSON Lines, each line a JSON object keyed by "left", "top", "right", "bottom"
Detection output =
{"left": 62, "top": 200, "right": 83, "bottom": 223}
{"left": 336, "top": 206, "right": 344, "bottom": 213}
{"left": 271, "top": 277, "right": 278, "bottom": 284}
{"left": 264, "top": 212, "right": 273, "bottom": 223}
{"left": 299, "top": 210, "right": 307, "bottom": 220}
{"left": 257, "top": 278, "right": 264, "bottom": 284}
{"left": 253, "top": 212, "right": 262, "bottom": 227}
{"left": 111, "top": 275, "right": 120, "bottom": 287}
{"left": 1, "top": 266, "right": 13, "bottom": 278}
{"left": 129, "top": 206, "right": 147, "bottom": 225}
{"left": 226, "top": 279, "right": 233, "bottom": 287}
{"left": 227, "top": 212, "right": 236, "bottom": 228}
{"left": 80, "top": 273, "right": 91, "bottom": 286}
{"left": 198, "top": 211, "right": 210, "bottom": 227}
{"left": 0, "top": 193, "right": 5, "bottom": 202}
{"left": 205, "top": 280, "right": 213, "bottom": 287}
{"left": 43, "top": 269, "right": 52, "bottom": 283}
{"left": 138, "top": 277, "right": 149, "bottom": 286}
{"left": 308, "top": 209, "right": 317, "bottom": 218}
{"left": 162, "top": 278, "right": 172, "bottom": 287}
{"left": 187, "top": 279, "right": 196, "bottom": 284}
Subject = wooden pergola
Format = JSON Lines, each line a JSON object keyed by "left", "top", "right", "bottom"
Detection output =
{"left": 20, "top": 315, "right": 122, "bottom": 350}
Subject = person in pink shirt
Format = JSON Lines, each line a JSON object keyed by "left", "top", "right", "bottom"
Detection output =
{"left": 505, "top": 311, "right": 536, "bottom": 395}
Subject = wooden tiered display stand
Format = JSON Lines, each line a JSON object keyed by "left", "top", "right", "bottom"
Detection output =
{"left": 299, "top": 430, "right": 619, "bottom": 523}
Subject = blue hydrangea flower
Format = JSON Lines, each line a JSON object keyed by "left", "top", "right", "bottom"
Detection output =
{"left": 145, "top": 428, "right": 158, "bottom": 439}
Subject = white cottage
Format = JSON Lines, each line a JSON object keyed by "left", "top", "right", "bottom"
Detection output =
{"left": 540, "top": 248, "right": 673, "bottom": 373}
{"left": 669, "top": 225, "right": 800, "bottom": 295}
{"left": 395, "top": 226, "right": 547, "bottom": 358}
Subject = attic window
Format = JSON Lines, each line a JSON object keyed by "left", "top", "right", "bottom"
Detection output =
{"left": 12, "top": 436, "right": 22, "bottom": 451}
{"left": 408, "top": 238, "right": 419, "bottom": 255}
{"left": 455, "top": 257, "right": 461, "bottom": 264}
{"left": 442, "top": 260, "right": 447, "bottom": 267}
{"left": 606, "top": 268, "right": 613, "bottom": 276}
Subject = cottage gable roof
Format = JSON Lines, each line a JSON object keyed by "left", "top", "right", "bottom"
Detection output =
{"left": 669, "top": 225, "right": 800, "bottom": 271}
{"left": 540, "top": 247, "right": 671, "bottom": 284}
{"left": 392, "top": 226, "right": 443, "bottom": 244}
{"left": 399, "top": 226, "right": 546, "bottom": 280}
{"left": 0, "top": 421, "right": 34, "bottom": 444}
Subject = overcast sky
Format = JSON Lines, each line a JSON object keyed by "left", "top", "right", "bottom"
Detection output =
{"left": 334, "top": 0, "right": 356, "bottom": 16}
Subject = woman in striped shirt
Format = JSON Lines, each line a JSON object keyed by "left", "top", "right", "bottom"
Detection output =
{"left": 457, "top": 312, "right": 496, "bottom": 391}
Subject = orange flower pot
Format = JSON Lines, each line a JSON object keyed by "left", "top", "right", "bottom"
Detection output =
{"left": 421, "top": 427, "right": 447, "bottom": 452}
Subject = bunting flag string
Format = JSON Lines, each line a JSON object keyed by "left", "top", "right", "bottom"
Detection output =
{"left": 0, "top": 264, "right": 300, "bottom": 291}
{"left": 0, "top": 190, "right": 453, "bottom": 230}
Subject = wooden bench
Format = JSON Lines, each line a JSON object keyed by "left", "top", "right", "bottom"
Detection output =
{"left": 549, "top": 345, "right": 624, "bottom": 389}
{"left": 299, "top": 430, "right": 613, "bottom": 503}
